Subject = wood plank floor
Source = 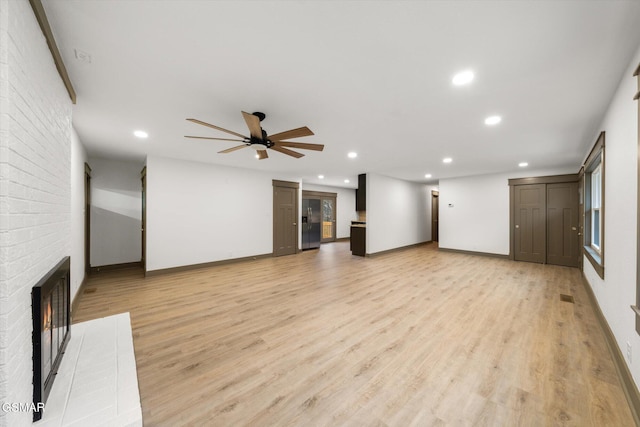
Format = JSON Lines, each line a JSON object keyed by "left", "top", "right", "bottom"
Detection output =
{"left": 73, "top": 242, "right": 635, "bottom": 426}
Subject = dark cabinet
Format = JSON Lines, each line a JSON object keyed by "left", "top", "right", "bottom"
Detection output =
{"left": 351, "top": 226, "right": 366, "bottom": 256}
{"left": 356, "top": 174, "right": 366, "bottom": 211}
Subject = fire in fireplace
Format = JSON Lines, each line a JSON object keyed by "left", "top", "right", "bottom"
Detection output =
{"left": 32, "top": 257, "right": 71, "bottom": 422}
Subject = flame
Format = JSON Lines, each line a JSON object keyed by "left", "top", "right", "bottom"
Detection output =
{"left": 43, "top": 301, "right": 52, "bottom": 331}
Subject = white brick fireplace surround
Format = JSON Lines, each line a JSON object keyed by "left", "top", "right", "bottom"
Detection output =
{"left": 1, "top": 0, "right": 72, "bottom": 425}
{"left": 34, "top": 313, "right": 142, "bottom": 427}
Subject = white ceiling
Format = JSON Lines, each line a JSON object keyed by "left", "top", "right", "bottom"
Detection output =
{"left": 42, "top": 0, "right": 640, "bottom": 189}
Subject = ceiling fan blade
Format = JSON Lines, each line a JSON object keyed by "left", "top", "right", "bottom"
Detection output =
{"left": 268, "top": 126, "right": 314, "bottom": 141}
{"left": 185, "top": 135, "right": 245, "bottom": 142}
{"left": 241, "top": 111, "right": 263, "bottom": 139}
{"left": 270, "top": 145, "right": 305, "bottom": 158}
{"left": 186, "top": 118, "right": 248, "bottom": 139}
{"left": 218, "top": 145, "right": 248, "bottom": 154}
{"left": 273, "top": 141, "right": 324, "bottom": 151}
{"left": 257, "top": 150, "right": 268, "bottom": 160}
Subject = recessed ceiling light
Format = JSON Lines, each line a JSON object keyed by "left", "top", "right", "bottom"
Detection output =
{"left": 133, "top": 130, "right": 148, "bottom": 138}
{"left": 443, "top": 157, "right": 452, "bottom": 164}
{"left": 519, "top": 162, "right": 528, "bottom": 167}
{"left": 484, "top": 116, "right": 502, "bottom": 126}
{"left": 347, "top": 152, "right": 358, "bottom": 159}
{"left": 452, "top": 70, "right": 474, "bottom": 86}
{"left": 344, "top": 179, "right": 350, "bottom": 183}
{"left": 425, "top": 174, "right": 432, "bottom": 178}
{"left": 318, "top": 175, "right": 324, "bottom": 179}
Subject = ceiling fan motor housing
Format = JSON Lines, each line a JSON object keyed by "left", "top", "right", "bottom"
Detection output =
{"left": 252, "top": 112, "right": 266, "bottom": 121}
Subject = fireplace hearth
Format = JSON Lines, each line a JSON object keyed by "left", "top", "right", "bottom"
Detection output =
{"left": 32, "top": 257, "right": 71, "bottom": 422}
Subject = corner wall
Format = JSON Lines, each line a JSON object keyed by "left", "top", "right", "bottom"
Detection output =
{"left": 438, "top": 167, "right": 576, "bottom": 255}
{"left": 70, "top": 129, "right": 88, "bottom": 297}
{"left": 0, "top": 1, "right": 72, "bottom": 425}
{"left": 146, "top": 156, "right": 301, "bottom": 272}
{"left": 583, "top": 44, "right": 640, "bottom": 389}
{"left": 366, "top": 173, "right": 432, "bottom": 254}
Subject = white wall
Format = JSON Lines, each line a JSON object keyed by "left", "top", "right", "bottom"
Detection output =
{"left": 89, "top": 157, "right": 143, "bottom": 267}
{"left": 301, "top": 183, "right": 357, "bottom": 239}
{"left": 583, "top": 44, "right": 640, "bottom": 388}
{"left": 438, "top": 167, "right": 577, "bottom": 255}
{"left": 366, "top": 173, "right": 431, "bottom": 254}
{"left": 146, "top": 156, "right": 301, "bottom": 272}
{"left": 70, "top": 129, "right": 88, "bottom": 298}
{"left": 0, "top": 1, "right": 72, "bottom": 424}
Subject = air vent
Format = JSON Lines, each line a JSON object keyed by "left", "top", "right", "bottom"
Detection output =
{"left": 560, "top": 294, "right": 575, "bottom": 304}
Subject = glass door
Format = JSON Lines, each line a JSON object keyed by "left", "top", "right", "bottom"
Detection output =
{"left": 321, "top": 196, "right": 336, "bottom": 243}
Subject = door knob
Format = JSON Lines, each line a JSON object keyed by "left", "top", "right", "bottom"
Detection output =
{"left": 515, "top": 225, "right": 520, "bottom": 229}
{"left": 293, "top": 223, "right": 297, "bottom": 226}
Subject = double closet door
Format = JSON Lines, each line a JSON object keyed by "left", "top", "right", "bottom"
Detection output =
{"left": 510, "top": 176, "right": 580, "bottom": 267}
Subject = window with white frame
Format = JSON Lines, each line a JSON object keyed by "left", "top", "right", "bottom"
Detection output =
{"left": 591, "top": 163, "right": 602, "bottom": 252}
{"left": 583, "top": 131, "right": 604, "bottom": 279}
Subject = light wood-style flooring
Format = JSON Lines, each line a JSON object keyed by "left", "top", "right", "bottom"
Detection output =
{"left": 73, "top": 242, "right": 635, "bottom": 426}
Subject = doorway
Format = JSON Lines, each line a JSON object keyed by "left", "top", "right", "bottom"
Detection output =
{"left": 84, "top": 163, "right": 91, "bottom": 276}
{"left": 509, "top": 174, "right": 580, "bottom": 267}
{"left": 273, "top": 180, "right": 299, "bottom": 256}
{"left": 141, "top": 166, "right": 146, "bottom": 271}
{"left": 302, "top": 190, "right": 337, "bottom": 243}
{"left": 431, "top": 190, "right": 439, "bottom": 242}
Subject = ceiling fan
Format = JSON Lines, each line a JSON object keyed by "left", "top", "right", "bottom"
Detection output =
{"left": 185, "top": 111, "right": 324, "bottom": 160}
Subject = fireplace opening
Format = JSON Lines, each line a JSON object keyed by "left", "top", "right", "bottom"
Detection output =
{"left": 32, "top": 257, "right": 71, "bottom": 422}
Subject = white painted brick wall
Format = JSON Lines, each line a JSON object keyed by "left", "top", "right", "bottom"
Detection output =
{"left": 0, "top": 0, "right": 72, "bottom": 425}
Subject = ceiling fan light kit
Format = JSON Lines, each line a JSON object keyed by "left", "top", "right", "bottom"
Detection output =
{"left": 185, "top": 111, "right": 324, "bottom": 160}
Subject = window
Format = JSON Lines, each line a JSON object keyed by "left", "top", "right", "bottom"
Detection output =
{"left": 591, "top": 164, "right": 601, "bottom": 252}
{"left": 583, "top": 132, "right": 605, "bottom": 279}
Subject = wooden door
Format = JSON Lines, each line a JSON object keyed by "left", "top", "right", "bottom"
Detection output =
{"left": 84, "top": 163, "right": 91, "bottom": 275}
{"left": 141, "top": 167, "right": 146, "bottom": 271}
{"left": 546, "top": 182, "right": 579, "bottom": 267}
{"left": 432, "top": 191, "right": 439, "bottom": 242}
{"left": 273, "top": 182, "right": 298, "bottom": 256}
{"left": 514, "top": 184, "right": 546, "bottom": 263}
{"left": 578, "top": 170, "right": 584, "bottom": 270}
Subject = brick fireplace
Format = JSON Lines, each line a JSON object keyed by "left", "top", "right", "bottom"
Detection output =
{"left": 32, "top": 257, "right": 71, "bottom": 422}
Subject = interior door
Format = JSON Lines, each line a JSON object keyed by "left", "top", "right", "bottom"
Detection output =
{"left": 273, "top": 183, "right": 298, "bottom": 256}
{"left": 578, "top": 170, "right": 584, "bottom": 270}
{"left": 514, "top": 184, "right": 546, "bottom": 263}
{"left": 432, "top": 191, "right": 439, "bottom": 242}
{"left": 84, "top": 163, "right": 91, "bottom": 275}
{"left": 547, "top": 182, "right": 580, "bottom": 267}
{"left": 141, "top": 167, "right": 146, "bottom": 271}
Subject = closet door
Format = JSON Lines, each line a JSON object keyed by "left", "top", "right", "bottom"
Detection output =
{"left": 514, "top": 184, "right": 546, "bottom": 263}
{"left": 547, "top": 182, "right": 580, "bottom": 267}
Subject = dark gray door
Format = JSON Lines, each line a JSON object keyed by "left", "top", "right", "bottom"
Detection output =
{"left": 578, "top": 171, "right": 584, "bottom": 270}
{"left": 274, "top": 185, "right": 298, "bottom": 256}
{"left": 547, "top": 182, "right": 580, "bottom": 267}
{"left": 84, "top": 164, "right": 91, "bottom": 275}
{"left": 432, "top": 192, "right": 439, "bottom": 242}
{"left": 514, "top": 184, "right": 546, "bottom": 263}
{"left": 141, "top": 168, "right": 146, "bottom": 271}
